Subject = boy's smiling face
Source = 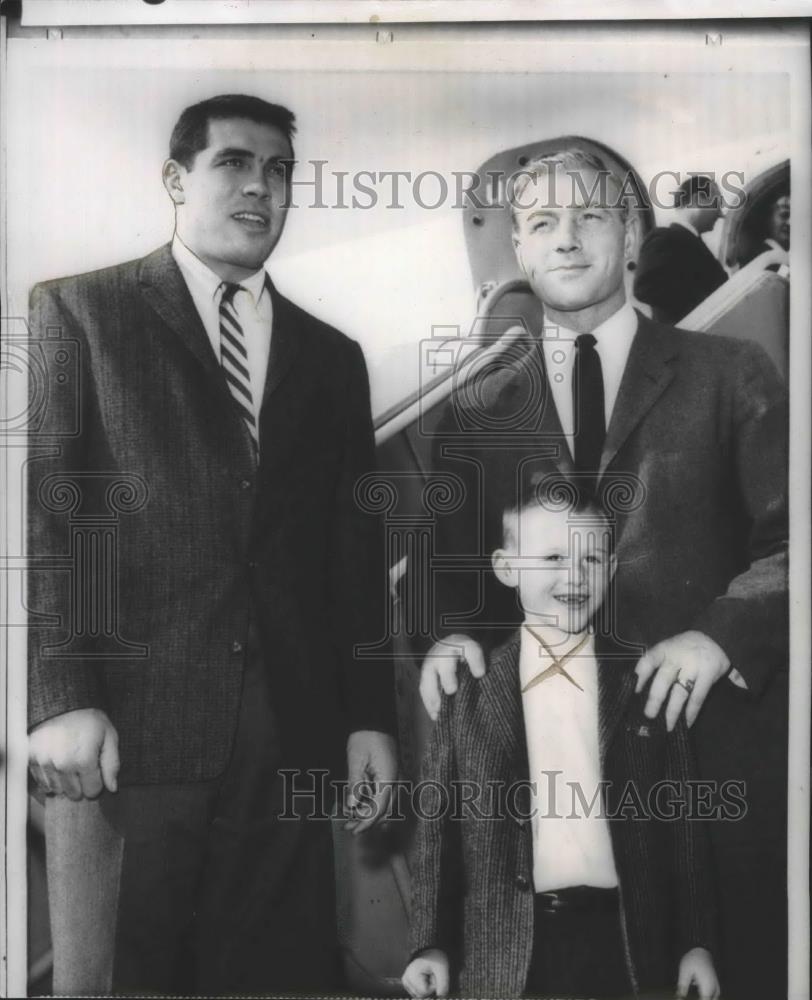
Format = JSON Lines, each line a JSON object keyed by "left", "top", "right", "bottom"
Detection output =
{"left": 492, "top": 504, "right": 616, "bottom": 635}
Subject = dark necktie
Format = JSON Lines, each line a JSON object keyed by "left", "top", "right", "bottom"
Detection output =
{"left": 572, "top": 333, "right": 605, "bottom": 495}
{"left": 219, "top": 282, "right": 259, "bottom": 457}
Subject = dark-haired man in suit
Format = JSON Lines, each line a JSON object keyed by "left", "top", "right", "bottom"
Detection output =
{"left": 633, "top": 174, "right": 728, "bottom": 324}
{"left": 27, "top": 94, "right": 397, "bottom": 996}
{"left": 421, "top": 149, "right": 787, "bottom": 1000}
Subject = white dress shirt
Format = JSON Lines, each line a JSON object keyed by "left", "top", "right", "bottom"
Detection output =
{"left": 519, "top": 624, "right": 619, "bottom": 893}
{"left": 541, "top": 300, "right": 638, "bottom": 457}
{"left": 172, "top": 235, "right": 273, "bottom": 435}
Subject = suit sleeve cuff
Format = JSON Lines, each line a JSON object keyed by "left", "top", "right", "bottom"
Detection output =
{"left": 691, "top": 599, "right": 775, "bottom": 699}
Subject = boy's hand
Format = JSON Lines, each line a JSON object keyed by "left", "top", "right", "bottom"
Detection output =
{"left": 403, "top": 948, "right": 450, "bottom": 998}
{"left": 419, "top": 635, "right": 486, "bottom": 720}
{"left": 29, "top": 708, "right": 119, "bottom": 801}
{"left": 634, "top": 631, "right": 730, "bottom": 729}
{"left": 677, "top": 946, "right": 720, "bottom": 999}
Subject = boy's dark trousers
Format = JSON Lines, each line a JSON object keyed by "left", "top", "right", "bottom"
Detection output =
{"left": 523, "top": 887, "right": 633, "bottom": 1000}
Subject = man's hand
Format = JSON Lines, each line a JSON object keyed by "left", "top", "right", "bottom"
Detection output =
{"left": 419, "top": 635, "right": 486, "bottom": 721}
{"left": 402, "top": 948, "right": 450, "bottom": 998}
{"left": 677, "top": 946, "right": 720, "bottom": 999}
{"left": 29, "top": 708, "right": 120, "bottom": 801}
{"left": 344, "top": 730, "right": 398, "bottom": 836}
{"left": 634, "top": 631, "right": 730, "bottom": 730}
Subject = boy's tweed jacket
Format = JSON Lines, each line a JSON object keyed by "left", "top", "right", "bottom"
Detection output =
{"left": 409, "top": 631, "right": 716, "bottom": 998}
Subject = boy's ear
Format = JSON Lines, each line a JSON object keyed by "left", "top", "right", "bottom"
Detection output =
{"left": 491, "top": 548, "right": 519, "bottom": 589}
{"left": 162, "top": 159, "right": 186, "bottom": 205}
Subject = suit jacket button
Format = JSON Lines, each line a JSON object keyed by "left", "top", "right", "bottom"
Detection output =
{"left": 239, "top": 479, "right": 252, "bottom": 491}
{"left": 231, "top": 640, "right": 243, "bottom": 654}
{"left": 515, "top": 874, "right": 530, "bottom": 891}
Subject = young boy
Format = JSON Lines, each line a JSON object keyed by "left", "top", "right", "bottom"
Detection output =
{"left": 404, "top": 475, "right": 720, "bottom": 999}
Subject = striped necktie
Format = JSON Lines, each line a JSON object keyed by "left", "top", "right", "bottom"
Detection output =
{"left": 218, "top": 282, "right": 259, "bottom": 456}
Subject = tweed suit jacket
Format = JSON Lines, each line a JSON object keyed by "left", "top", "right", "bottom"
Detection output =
{"left": 430, "top": 312, "right": 787, "bottom": 813}
{"left": 409, "top": 631, "right": 716, "bottom": 998}
{"left": 633, "top": 224, "right": 728, "bottom": 324}
{"left": 27, "top": 244, "right": 395, "bottom": 785}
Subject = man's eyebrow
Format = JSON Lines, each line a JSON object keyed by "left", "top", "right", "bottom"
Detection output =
{"left": 525, "top": 209, "right": 558, "bottom": 221}
{"left": 212, "top": 146, "right": 256, "bottom": 160}
{"left": 212, "top": 147, "right": 292, "bottom": 165}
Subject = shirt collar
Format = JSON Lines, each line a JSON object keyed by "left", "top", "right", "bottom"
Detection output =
{"left": 172, "top": 234, "right": 268, "bottom": 306}
{"left": 764, "top": 237, "right": 784, "bottom": 253}
{"left": 590, "top": 299, "right": 637, "bottom": 352}
{"left": 542, "top": 299, "right": 637, "bottom": 353}
{"left": 522, "top": 621, "right": 594, "bottom": 662}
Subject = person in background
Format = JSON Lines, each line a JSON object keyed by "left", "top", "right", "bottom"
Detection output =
{"left": 740, "top": 186, "right": 790, "bottom": 266}
{"left": 633, "top": 174, "right": 728, "bottom": 324}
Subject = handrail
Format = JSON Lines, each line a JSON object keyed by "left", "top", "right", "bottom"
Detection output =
{"left": 679, "top": 249, "right": 788, "bottom": 332}
{"left": 374, "top": 323, "right": 526, "bottom": 446}
{"left": 374, "top": 277, "right": 535, "bottom": 446}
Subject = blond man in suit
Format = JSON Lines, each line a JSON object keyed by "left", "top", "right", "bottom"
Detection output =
{"left": 421, "top": 149, "right": 787, "bottom": 1000}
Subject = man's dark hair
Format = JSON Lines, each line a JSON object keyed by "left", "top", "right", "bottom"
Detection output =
{"left": 674, "top": 174, "right": 719, "bottom": 210}
{"left": 169, "top": 94, "right": 297, "bottom": 168}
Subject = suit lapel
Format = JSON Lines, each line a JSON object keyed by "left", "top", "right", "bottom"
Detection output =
{"left": 262, "top": 282, "right": 302, "bottom": 406}
{"left": 599, "top": 313, "right": 679, "bottom": 475}
{"left": 139, "top": 244, "right": 272, "bottom": 467}
{"left": 536, "top": 340, "right": 575, "bottom": 475}
{"left": 138, "top": 244, "right": 222, "bottom": 380}
{"left": 502, "top": 335, "right": 574, "bottom": 475}
{"left": 481, "top": 630, "right": 637, "bottom": 771}
{"left": 479, "top": 632, "right": 527, "bottom": 774}
{"left": 596, "top": 635, "right": 638, "bottom": 764}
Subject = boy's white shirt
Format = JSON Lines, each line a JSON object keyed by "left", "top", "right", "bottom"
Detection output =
{"left": 519, "top": 623, "right": 619, "bottom": 893}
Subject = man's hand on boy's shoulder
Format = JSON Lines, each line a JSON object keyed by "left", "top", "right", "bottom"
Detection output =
{"left": 419, "top": 635, "right": 486, "bottom": 721}
{"left": 677, "top": 946, "right": 721, "bottom": 1000}
{"left": 635, "top": 631, "right": 731, "bottom": 730}
{"left": 403, "top": 948, "right": 450, "bottom": 998}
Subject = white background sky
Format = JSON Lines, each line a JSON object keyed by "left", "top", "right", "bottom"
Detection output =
{"left": 5, "top": 27, "right": 795, "bottom": 416}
